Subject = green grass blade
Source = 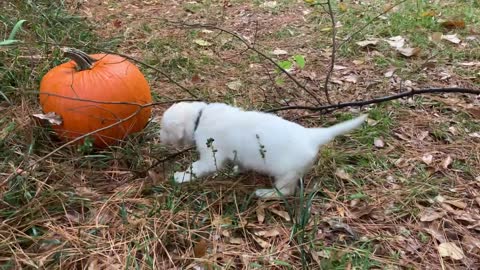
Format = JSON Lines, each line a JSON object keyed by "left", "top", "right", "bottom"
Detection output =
{"left": 8, "top": 20, "right": 27, "bottom": 40}
{"left": 0, "top": 40, "right": 20, "bottom": 46}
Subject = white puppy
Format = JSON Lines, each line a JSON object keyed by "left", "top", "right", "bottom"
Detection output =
{"left": 160, "top": 102, "right": 367, "bottom": 198}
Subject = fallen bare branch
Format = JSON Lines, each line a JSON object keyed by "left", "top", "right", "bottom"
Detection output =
{"left": 266, "top": 87, "right": 480, "bottom": 113}
{"left": 165, "top": 20, "right": 323, "bottom": 105}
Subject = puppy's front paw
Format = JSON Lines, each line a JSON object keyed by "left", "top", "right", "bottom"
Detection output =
{"left": 173, "top": 171, "right": 193, "bottom": 183}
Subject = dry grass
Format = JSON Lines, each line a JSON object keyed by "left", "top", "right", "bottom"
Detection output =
{"left": 1, "top": 0, "right": 480, "bottom": 269}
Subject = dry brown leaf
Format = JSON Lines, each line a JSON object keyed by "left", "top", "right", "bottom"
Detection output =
{"left": 419, "top": 208, "right": 445, "bottom": 222}
{"left": 417, "top": 131, "right": 429, "bottom": 141}
{"left": 147, "top": 170, "right": 162, "bottom": 184}
{"left": 191, "top": 74, "right": 202, "bottom": 84}
{"left": 475, "top": 197, "right": 480, "bottom": 208}
{"left": 269, "top": 208, "right": 291, "bottom": 221}
{"left": 226, "top": 80, "right": 242, "bottom": 91}
{"left": 65, "top": 212, "right": 81, "bottom": 223}
{"left": 272, "top": 49, "right": 288, "bottom": 55}
{"left": 194, "top": 239, "right": 208, "bottom": 258}
{"left": 445, "top": 199, "right": 467, "bottom": 209}
{"left": 441, "top": 203, "right": 460, "bottom": 215}
{"left": 75, "top": 187, "right": 100, "bottom": 199}
{"left": 438, "top": 242, "right": 465, "bottom": 260}
{"left": 32, "top": 112, "right": 63, "bottom": 125}
{"left": 397, "top": 47, "right": 421, "bottom": 57}
{"left": 374, "top": 137, "right": 385, "bottom": 148}
{"left": 463, "top": 235, "right": 480, "bottom": 251}
{"left": 337, "top": 206, "right": 345, "bottom": 217}
{"left": 212, "top": 215, "right": 232, "bottom": 227}
{"left": 467, "top": 222, "right": 480, "bottom": 231}
{"left": 439, "top": 71, "right": 451, "bottom": 80}
{"left": 260, "top": 1, "right": 277, "bottom": 8}
{"left": 386, "top": 36, "right": 405, "bottom": 49}
{"left": 384, "top": 68, "right": 396, "bottom": 78}
{"left": 356, "top": 39, "right": 379, "bottom": 47}
{"left": 441, "top": 20, "right": 466, "bottom": 30}
{"left": 421, "top": 154, "right": 433, "bottom": 165}
{"left": 256, "top": 204, "right": 265, "bottom": 224}
{"left": 255, "top": 228, "right": 280, "bottom": 238}
{"left": 459, "top": 61, "right": 480, "bottom": 67}
{"left": 252, "top": 235, "right": 271, "bottom": 249}
{"left": 435, "top": 195, "right": 446, "bottom": 203}
{"left": 441, "top": 156, "right": 453, "bottom": 169}
{"left": 469, "top": 132, "right": 480, "bottom": 139}
{"left": 342, "top": 74, "right": 358, "bottom": 84}
{"left": 448, "top": 126, "right": 458, "bottom": 135}
{"left": 454, "top": 212, "right": 476, "bottom": 223}
{"left": 352, "top": 60, "right": 364, "bottom": 65}
{"left": 333, "top": 65, "right": 348, "bottom": 70}
{"left": 317, "top": 250, "right": 331, "bottom": 259}
{"left": 331, "top": 78, "right": 344, "bottom": 85}
{"left": 229, "top": 237, "right": 244, "bottom": 244}
{"left": 349, "top": 205, "right": 374, "bottom": 219}
{"left": 88, "top": 259, "right": 98, "bottom": 270}
{"left": 465, "top": 107, "right": 480, "bottom": 119}
{"left": 193, "top": 39, "right": 212, "bottom": 47}
{"left": 424, "top": 227, "right": 446, "bottom": 243}
{"left": 221, "top": 230, "right": 231, "bottom": 237}
{"left": 335, "top": 168, "right": 352, "bottom": 181}
{"left": 366, "top": 118, "right": 378, "bottom": 126}
{"left": 442, "top": 34, "right": 461, "bottom": 44}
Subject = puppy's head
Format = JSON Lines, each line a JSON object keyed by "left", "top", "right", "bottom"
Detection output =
{"left": 160, "top": 102, "right": 207, "bottom": 147}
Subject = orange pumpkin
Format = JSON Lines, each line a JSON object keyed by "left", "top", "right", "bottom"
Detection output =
{"left": 39, "top": 48, "right": 152, "bottom": 148}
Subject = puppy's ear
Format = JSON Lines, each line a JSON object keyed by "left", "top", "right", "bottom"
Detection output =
{"left": 160, "top": 121, "right": 185, "bottom": 146}
{"left": 170, "top": 122, "right": 186, "bottom": 142}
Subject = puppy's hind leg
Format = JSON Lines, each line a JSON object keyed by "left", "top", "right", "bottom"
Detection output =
{"left": 174, "top": 152, "right": 226, "bottom": 183}
{"left": 255, "top": 173, "right": 299, "bottom": 198}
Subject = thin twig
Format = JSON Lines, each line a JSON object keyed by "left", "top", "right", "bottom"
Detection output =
{"left": 322, "top": 0, "right": 336, "bottom": 104}
{"left": 165, "top": 20, "right": 322, "bottom": 105}
{"left": 266, "top": 87, "right": 480, "bottom": 113}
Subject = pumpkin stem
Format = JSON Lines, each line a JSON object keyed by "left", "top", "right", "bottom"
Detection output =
{"left": 62, "top": 47, "right": 96, "bottom": 70}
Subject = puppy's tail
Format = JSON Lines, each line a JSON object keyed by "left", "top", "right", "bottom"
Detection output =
{"left": 310, "top": 114, "right": 368, "bottom": 146}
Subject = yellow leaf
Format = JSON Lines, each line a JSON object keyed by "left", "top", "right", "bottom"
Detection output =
{"left": 338, "top": 2, "right": 347, "bottom": 12}
{"left": 421, "top": 10, "right": 436, "bottom": 17}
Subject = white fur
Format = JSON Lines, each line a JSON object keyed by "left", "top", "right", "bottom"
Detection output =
{"left": 160, "top": 102, "right": 367, "bottom": 198}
